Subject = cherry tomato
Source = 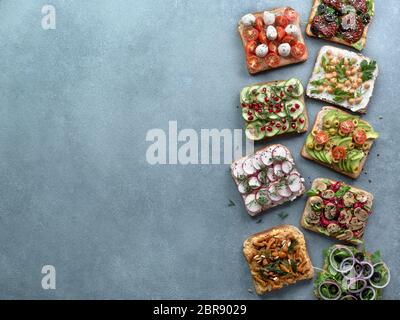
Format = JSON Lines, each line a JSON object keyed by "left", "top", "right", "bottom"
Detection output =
{"left": 275, "top": 15, "right": 289, "bottom": 28}
{"left": 255, "top": 16, "right": 265, "bottom": 32}
{"left": 258, "top": 30, "right": 268, "bottom": 44}
{"left": 247, "top": 55, "right": 263, "bottom": 71}
{"left": 315, "top": 131, "right": 329, "bottom": 145}
{"left": 243, "top": 27, "right": 259, "bottom": 42}
{"left": 284, "top": 8, "right": 298, "bottom": 22}
{"left": 353, "top": 129, "right": 367, "bottom": 145}
{"left": 291, "top": 42, "right": 306, "bottom": 59}
{"left": 268, "top": 42, "right": 278, "bottom": 53}
{"left": 246, "top": 41, "right": 258, "bottom": 55}
{"left": 281, "top": 35, "right": 298, "bottom": 46}
{"left": 265, "top": 53, "right": 280, "bottom": 68}
{"left": 332, "top": 146, "right": 347, "bottom": 161}
{"left": 339, "top": 120, "right": 355, "bottom": 134}
{"left": 276, "top": 26, "right": 286, "bottom": 42}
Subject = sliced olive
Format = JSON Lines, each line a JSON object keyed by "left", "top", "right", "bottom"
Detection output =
{"left": 362, "top": 14, "right": 371, "bottom": 25}
{"left": 329, "top": 285, "right": 338, "bottom": 295}
{"left": 317, "top": 4, "right": 327, "bottom": 15}
{"left": 325, "top": 13, "right": 337, "bottom": 23}
{"left": 371, "top": 272, "right": 381, "bottom": 283}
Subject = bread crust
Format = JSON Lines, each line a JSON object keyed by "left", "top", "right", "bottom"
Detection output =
{"left": 300, "top": 178, "right": 373, "bottom": 244}
{"left": 305, "top": 0, "right": 373, "bottom": 51}
{"left": 238, "top": 7, "right": 309, "bottom": 75}
{"left": 243, "top": 225, "right": 314, "bottom": 295}
{"left": 300, "top": 106, "right": 374, "bottom": 179}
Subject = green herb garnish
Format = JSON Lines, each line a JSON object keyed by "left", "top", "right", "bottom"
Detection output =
{"left": 278, "top": 212, "right": 289, "bottom": 220}
{"left": 335, "top": 186, "right": 351, "bottom": 198}
{"left": 310, "top": 79, "right": 325, "bottom": 86}
{"left": 228, "top": 200, "right": 236, "bottom": 207}
{"left": 306, "top": 188, "right": 319, "bottom": 197}
{"left": 288, "top": 239, "right": 298, "bottom": 253}
{"left": 360, "top": 60, "right": 377, "bottom": 82}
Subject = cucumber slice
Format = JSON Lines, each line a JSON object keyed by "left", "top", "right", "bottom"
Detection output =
{"left": 278, "top": 121, "right": 289, "bottom": 134}
{"left": 285, "top": 78, "right": 304, "bottom": 97}
{"left": 285, "top": 99, "right": 305, "bottom": 120}
{"left": 276, "top": 109, "right": 287, "bottom": 118}
{"left": 248, "top": 86, "right": 260, "bottom": 100}
{"left": 256, "top": 111, "right": 269, "bottom": 120}
{"left": 264, "top": 122, "right": 280, "bottom": 137}
{"left": 268, "top": 113, "right": 280, "bottom": 120}
{"left": 240, "top": 87, "right": 251, "bottom": 104}
{"left": 242, "top": 108, "right": 258, "bottom": 121}
{"left": 296, "top": 114, "right": 307, "bottom": 132}
{"left": 245, "top": 121, "right": 265, "bottom": 141}
{"left": 338, "top": 137, "right": 353, "bottom": 146}
{"left": 366, "top": 131, "right": 379, "bottom": 139}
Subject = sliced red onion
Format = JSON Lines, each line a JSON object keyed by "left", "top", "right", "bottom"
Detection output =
{"left": 360, "top": 286, "right": 376, "bottom": 300}
{"left": 329, "top": 246, "right": 354, "bottom": 273}
{"left": 339, "top": 257, "right": 356, "bottom": 274}
{"left": 347, "top": 278, "right": 367, "bottom": 293}
{"left": 370, "top": 262, "right": 391, "bottom": 289}
{"left": 318, "top": 280, "right": 342, "bottom": 300}
{"left": 359, "top": 261, "right": 374, "bottom": 280}
{"left": 340, "top": 295, "right": 358, "bottom": 300}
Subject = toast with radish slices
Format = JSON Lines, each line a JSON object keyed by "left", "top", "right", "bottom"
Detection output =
{"left": 243, "top": 225, "right": 314, "bottom": 295}
{"left": 231, "top": 145, "right": 305, "bottom": 216}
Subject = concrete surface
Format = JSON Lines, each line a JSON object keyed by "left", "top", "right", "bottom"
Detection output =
{"left": 0, "top": 0, "right": 399, "bottom": 299}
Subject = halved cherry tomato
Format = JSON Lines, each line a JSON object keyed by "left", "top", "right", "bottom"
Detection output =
{"left": 246, "top": 41, "right": 258, "bottom": 55}
{"left": 291, "top": 42, "right": 306, "bottom": 59}
{"left": 265, "top": 53, "right": 280, "bottom": 68}
{"left": 255, "top": 16, "right": 265, "bottom": 32}
{"left": 353, "top": 129, "right": 367, "bottom": 145}
{"left": 339, "top": 120, "right": 355, "bottom": 134}
{"left": 281, "top": 35, "right": 298, "bottom": 46}
{"left": 276, "top": 26, "right": 286, "bottom": 42}
{"left": 258, "top": 30, "right": 268, "bottom": 44}
{"left": 268, "top": 42, "right": 278, "bottom": 54}
{"left": 332, "top": 146, "right": 347, "bottom": 160}
{"left": 284, "top": 8, "right": 298, "bottom": 22}
{"left": 315, "top": 131, "right": 329, "bottom": 145}
{"left": 247, "top": 55, "right": 263, "bottom": 71}
{"left": 275, "top": 15, "right": 289, "bottom": 28}
{"left": 243, "top": 27, "right": 259, "bottom": 42}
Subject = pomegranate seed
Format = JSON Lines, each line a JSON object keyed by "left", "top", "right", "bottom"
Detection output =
{"left": 291, "top": 107, "right": 296, "bottom": 113}
{"left": 280, "top": 91, "right": 284, "bottom": 97}
{"left": 299, "top": 118, "right": 305, "bottom": 124}
{"left": 247, "top": 111, "right": 252, "bottom": 115}
{"left": 270, "top": 121, "right": 275, "bottom": 125}
{"left": 269, "top": 108, "right": 273, "bottom": 113}
{"left": 262, "top": 88, "right": 266, "bottom": 93}
{"left": 267, "top": 127, "right": 273, "bottom": 132}
{"left": 264, "top": 97, "right": 269, "bottom": 103}
{"left": 241, "top": 103, "right": 246, "bottom": 108}
{"left": 248, "top": 116, "right": 254, "bottom": 121}
{"left": 282, "top": 119, "right": 286, "bottom": 123}
{"left": 295, "top": 103, "right": 300, "bottom": 109}
{"left": 291, "top": 123, "right": 297, "bottom": 129}
{"left": 261, "top": 127, "right": 266, "bottom": 131}
{"left": 282, "top": 126, "right": 287, "bottom": 130}
{"left": 274, "top": 97, "right": 280, "bottom": 102}
{"left": 288, "top": 85, "right": 293, "bottom": 92}
{"left": 276, "top": 123, "right": 281, "bottom": 128}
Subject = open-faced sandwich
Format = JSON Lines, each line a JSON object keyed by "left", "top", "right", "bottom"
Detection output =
{"left": 307, "top": 46, "right": 378, "bottom": 114}
{"left": 306, "top": 0, "right": 375, "bottom": 51}
{"left": 238, "top": 7, "right": 308, "bottom": 74}
{"left": 301, "top": 178, "right": 373, "bottom": 244}
{"left": 240, "top": 79, "right": 309, "bottom": 141}
{"left": 231, "top": 145, "right": 305, "bottom": 216}
{"left": 301, "top": 106, "right": 379, "bottom": 179}
{"left": 243, "top": 225, "right": 314, "bottom": 295}
{"left": 314, "top": 244, "right": 390, "bottom": 300}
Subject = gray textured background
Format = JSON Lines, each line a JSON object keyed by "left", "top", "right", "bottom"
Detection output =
{"left": 0, "top": 0, "right": 398, "bottom": 299}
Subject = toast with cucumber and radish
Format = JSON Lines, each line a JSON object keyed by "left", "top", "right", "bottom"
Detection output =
{"left": 307, "top": 46, "right": 378, "bottom": 114}
{"left": 301, "top": 106, "right": 379, "bottom": 179}
{"left": 238, "top": 7, "right": 308, "bottom": 74}
{"left": 231, "top": 144, "right": 305, "bottom": 216}
{"left": 306, "top": 0, "right": 375, "bottom": 51}
{"left": 240, "top": 78, "right": 309, "bottom": 141}
{"left": 301, "top": 178, "right": 374, "bottom": 245}
{"left": 243, "top": 225, "right": 314, "bottom": 295}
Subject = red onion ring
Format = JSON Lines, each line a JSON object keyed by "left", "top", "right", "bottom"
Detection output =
{"left": 318, "top": 280, "right": 342, "bottom": 300}
{"left": 359, "top": 261, "right": 374, "bottom": 280}
{"left": 339, "top": 257, "right": 356, "bottom": 275}
{"left": 340, "top": 295, "right": 358, "bottom": 300}
{"left": 370, "top": 262, "right": 391, "bottom": 289}
{"left": 347, "top": 278, "right": 367, "bottom": 293}
{"left": 360, "top": 286, "right": 376, "bottom": 300}
{"left": 329, "top": 245, "right": 354, "bottom": 273}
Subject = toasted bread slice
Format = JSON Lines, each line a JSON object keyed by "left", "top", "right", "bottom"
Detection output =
{"left": 305, "top": 0, "right": 374, "bottom": 51}
{"left": 306, "top": 46, "right": 378, "bottom": 114}
{"left": 300, "top": 178, "right": 374, "bottom": 245}
{"left": 240, "top": 79, "right": 309, "bottom": 141}
{"left": 300, "top": 106, "right": 378, "bottom": 179}
{"left": 231, "top": 144, "right": 305, "bottom": 216}
{"left": 243, "top": 225, "right": 314, "bottom": 295}
{"left": 238, "top": 7, "right": 308, "bottom": 75}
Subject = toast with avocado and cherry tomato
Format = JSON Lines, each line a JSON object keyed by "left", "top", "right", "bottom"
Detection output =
{"left": 307, "top": 46, "right": 378, "bottom": 114}
{"left": 240, "top": 78, "right": 309, "bottom": 141}
{"left": 301, "top": 178, "right": 374, "bottom": 245}
{"left": 301, "top": 106, "right": 379, "bottom": 179}
{"left": 238, "top": 7, "right": 308, "bottom": 74}
{"left": 306, "top": 0, "right": 375, "bottom": 51}
{"left": 231, "top": 144, "right": 305, "bottom": 217}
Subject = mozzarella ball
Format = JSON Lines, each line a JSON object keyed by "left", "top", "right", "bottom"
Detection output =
{"left": 263, "top": 11, "right": 276, "bottom": 25}
{"left": 285, "top": 24, "right": 299, "bottom": 38}
{"left": 255, "top": 44, "right": 269, "bottom": 58}
{"left": 278, "top": 43, "right": 291, "bottom": 57}
{"left": 266, "top": 25, "right": 277, "bottom": 41}
{"left": 240, "top": 14, "right": 256, "bottom": 26}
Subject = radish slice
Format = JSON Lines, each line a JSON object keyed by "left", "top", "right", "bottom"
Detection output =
{"left": 238, "top": 181, "right": 250, "bottom": 194}
{"left": 252, "top": 153, "right": 263, "bottom": 171}
{"left": 267, "top": 183, "right": 282, "bottom": 202}
{"left": 231, "top": 161, "right": 245, "bottom": 179}
{"left": 256, "top": 188, "right": 272, "bottom": 206}
{"left": 272, "top": 145, "right": 287, "bottom": 160}
{"left": 267, "top": 167, "right": 277, "bottom": 182}
{"left": 257, "top": 171, "right": 269, "bottom": 184}
{"left": 281, "top": 160, "right": 293, "bottom": 174}
{"left": 245, "top": 193, "right": 262, "bottom": 214}
{"left": 274, "top": 163, "right": 284, "bottom": 177}
{"left": 248, "top": 176, "right": 261, "bottom": 190}
{"left": 287, "top": 173, "right": 303, "bottom": 193}
{"left": 277, "top": 183, "right": 292, "bottom": 198}
{"left": 260, "top": 150, "right": 273, "bottom": 166}
{"left": 243, "top": 158, "right": 257, "bottom": 176}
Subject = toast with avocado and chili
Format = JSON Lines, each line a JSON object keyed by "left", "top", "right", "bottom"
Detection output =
{"left": 240, "top": 79, "right": 309, "bottom": 141}
{"left": 238, "top": 7, "right": 308, "bottom": 75}
{"left": 306, "top": 0, "right": 375, "bottom": 51}
{"left": 307, "top": 46, "right": 378, "bottom": 114}
{"left": 301, "top": 178, "right": 373, "bottom": 245}
{"left": 301, "top": 106, "right": 378, "bottom": 179}
{"left": 231, "top": 144, "right": 305, "bottom": 217}
{"left": 243, "top": 225, "right": 314, "bottom": 295}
